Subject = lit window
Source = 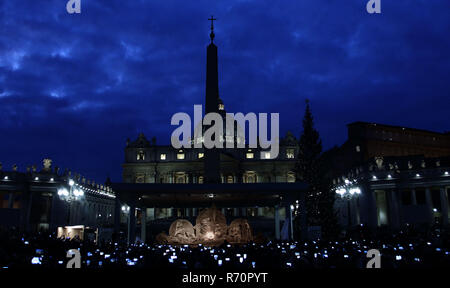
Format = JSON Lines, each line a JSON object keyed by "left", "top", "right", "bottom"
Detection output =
{"left": 136, "top": 175, "right": 145, "bottom": 183}
{"left": 246, "top": 153, "right": 254, "bottom": 159}
{"left": 137, "top": 150, "right": 145, "bottom": 160}
{"left": 218, "top": 103, "right": 225, "bottom": 110}
{"left": 286, "top": 149, "right": 295, "bottom": 159}
{"left": 227, "top": 176, "right": 234, "bottom": 183}
{"left": 356, "top": 145, "right": 361, "bottom": 152}
{"left": 177, "top": 153, "right": 185, "bottom": 160}
{"left": 263, "top": 152, "right": 271, "bottom": 159}
{"left": 176, "top": 175, "right": 186, "bottom": 183}
{"left": 160, "top": 154, "right": 166, "bottom": 160}
{"left": 287, "top": 173, "right": 295, "bottom": 183}
{"left": 198, "top": 153, "right": 204, "bottom": 159}
{"left": 246, "top": 174, "right": 255, "bottom": 183}
{"left": 198, "top": 176, "right": 204, "bottom": 184}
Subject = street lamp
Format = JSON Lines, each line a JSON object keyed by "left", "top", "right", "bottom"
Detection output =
{"left": 57, "top": 179, "right": 85, "bottom": 225}
{"left": 58, "top": 179, "right": 84, "bottom": 202}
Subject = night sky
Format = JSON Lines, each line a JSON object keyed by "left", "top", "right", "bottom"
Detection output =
{"left": 0, "top": 0, "right": 449, "bottom": 182}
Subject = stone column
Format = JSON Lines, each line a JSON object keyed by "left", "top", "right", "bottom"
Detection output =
{"left": 233, "top": 208, "right": 239, "bottom": 217}
{"left": 274, "top": 205, "right": 280, "bottom": 240}
{"left": 440, "top": 188, "right": 449, "bottom": 226}
{"left": 241, "top": 208, "right": 247, "bottom": 217}
{"left": 396, "top": 190, "right": 403, "bottom": 225}
{"left": 388, "top": 189, "right": 400, "bottom": 230}
{"left": 114, "top": 197, "right": 120, "bottom": 236}
{"left": 127, "top": 201, "right": 136, "bottom": 245}
{"left": 358, "top": 185, "right": 377, "bottom": 229}
{"left": 8, "top": 193, "right": 14, "bottom": 209}
{"left": 20, "top": 190, "right": 33, "bottom": 232}
{"left": 49, "top": 193, "right": 59, "bottom": 232}
{"left": 425, "top": 188, "right": 433, "bottom": 224}
{"left": 147, "top": 208, "right": 155, "bottom": 221}
{"left": 141, "top": 208, "right": 146, "bottom": 243}
{"left": 411, "top": 189, "right": 417, "bottom": 205}
{"left": 257, "top": 207, "right": 264, "bottom": 217}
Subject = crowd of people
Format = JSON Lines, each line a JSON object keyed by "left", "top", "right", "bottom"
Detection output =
{"left": 0, "top": 226, "right": 449, "bottom": 269}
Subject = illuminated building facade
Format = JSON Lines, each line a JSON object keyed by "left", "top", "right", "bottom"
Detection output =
{"left": 332, "top": 123, "right": 450, "bottom": 229}
{"left": 121, "top": 22, "right": 300, "bottom": 225}
{"left": 0, "top": 160, "right": 116, "bottom": 239}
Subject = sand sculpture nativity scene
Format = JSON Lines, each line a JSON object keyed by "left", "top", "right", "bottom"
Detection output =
{"left": 155, "top": 206, "right": 255, "bottom": 246}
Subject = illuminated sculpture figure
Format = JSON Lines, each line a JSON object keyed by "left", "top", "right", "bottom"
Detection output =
{"left": 194, "top": 205, "right": 227, "bottom": 242}
{"left": 227, "top": 219, "right": 252, "bottom": 243}
{"left": 155, "top": 232, "right": 169, "bottom": 244}
{"left": 168, "top": 219, "right": 195, "bottom": 244}
{"left": 43, "top": 158, "right": 52, "bottom": 171}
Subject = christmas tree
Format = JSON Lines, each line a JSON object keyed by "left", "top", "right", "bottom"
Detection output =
{"left": 294, "top": 100, "right": 338, "bottom": 239}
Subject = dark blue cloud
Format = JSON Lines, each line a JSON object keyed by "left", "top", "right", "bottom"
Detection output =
{"left": 0, "top": 0, "right": 449, "bottom": 181}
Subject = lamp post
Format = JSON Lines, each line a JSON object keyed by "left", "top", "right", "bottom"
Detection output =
{"left": 335, "top": 184, "right": 362, "bottom": 227}
{"left": 57, "top": 179, "right": 84, "bottom": 225}
{"left": 121, "top": 204, "right": 132, "bottom": 245}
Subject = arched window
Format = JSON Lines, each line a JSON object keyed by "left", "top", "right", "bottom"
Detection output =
{"left": 286, "top": 148, "right": 295, "bottom": 159}
{"left": 244, "top": 171, "right": 257, "bottom": 183}
{"left": 135, "top": 174, "right": 145, "bottom": 183}
{"left": 177, "top": 150, "right": 185, "bottom": 160}
{"left": 227, "top": 175, "right": 234, "bottom": 183}
{"left": 137, "top": 150, "right": 145, "bottom": 160}
{"left": 175, "top": 173, "right": 186, "bottom": 183}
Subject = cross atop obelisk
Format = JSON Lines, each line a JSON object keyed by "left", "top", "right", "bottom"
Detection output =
{"left": 208, "top": 15, "right": 216, "bottom": 42}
